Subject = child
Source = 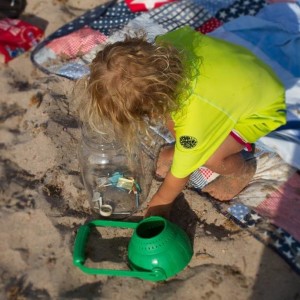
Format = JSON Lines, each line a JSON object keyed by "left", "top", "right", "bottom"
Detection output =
{"left": 79, "top": 25, "right": 286, "bottom": 218}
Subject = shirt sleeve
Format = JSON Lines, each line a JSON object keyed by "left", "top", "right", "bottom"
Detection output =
{"left": 170, "top": 94, "right": 235, "bottom": 178}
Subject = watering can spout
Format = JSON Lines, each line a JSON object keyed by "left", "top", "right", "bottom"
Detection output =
{"left": 73, "top": 217, "right": 193, "bottom": 282}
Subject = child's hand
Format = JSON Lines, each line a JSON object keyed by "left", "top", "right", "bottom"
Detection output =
{"left": 144, "top": 191, "right": 174, "bottom": 219}
{"left": 144, "top": 202, "right": 173, "bottom": 219}
{"left": 145, "top": 171, "right": 189, "bottom": 219}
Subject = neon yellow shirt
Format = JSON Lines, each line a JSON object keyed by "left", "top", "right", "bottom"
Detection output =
{"left": 156, "top": 26, "right": 286, "bottom": 178}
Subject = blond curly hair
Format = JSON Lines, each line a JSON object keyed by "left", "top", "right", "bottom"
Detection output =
{"left": 78, "top": 34, "right": 185, "bottom": 153}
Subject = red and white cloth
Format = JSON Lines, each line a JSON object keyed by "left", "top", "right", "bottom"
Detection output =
{"left": 125, "top": 0, "right": 177, "bottom": 12}
{"left": 255, "top": 172, "right": 300, "bottom": 242}
{"left": 46, "top": 26, "right": 107, "bottom": 58}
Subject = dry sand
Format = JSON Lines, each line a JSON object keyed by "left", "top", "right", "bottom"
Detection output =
{"left": 0, "top": 1, "right": 300, "bottom": 299}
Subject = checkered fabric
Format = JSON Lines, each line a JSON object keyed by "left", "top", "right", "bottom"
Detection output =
{"left": 148, "top": 0, "right": 212, "bottom": 31}
{"left": 189, "top": 167, "right": 219, "bottom": 189}
{"left": 47, "top": 27, "right": 107, "bottom": 57}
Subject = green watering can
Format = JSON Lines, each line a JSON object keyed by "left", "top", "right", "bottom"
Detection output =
{"left": 73, "top": 216, "right": 193, "bottom": 282}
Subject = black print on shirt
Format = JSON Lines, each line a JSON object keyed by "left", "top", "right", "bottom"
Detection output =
{"left": 179, "top": 136, "right": 198, "bottom": 149}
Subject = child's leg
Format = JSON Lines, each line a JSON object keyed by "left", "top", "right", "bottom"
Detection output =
{"left": 202, "top": 134, "right": 256, "bottom": 201}
{"left": 156, "top": 144, "right": 174, "bottom": 179}
{"left": 202, "top": 153, "right": 256, "bottom": 200}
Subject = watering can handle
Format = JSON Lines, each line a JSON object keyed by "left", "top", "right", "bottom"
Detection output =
{"left": 73, "top": 219, "right": 167, "bottom": 281}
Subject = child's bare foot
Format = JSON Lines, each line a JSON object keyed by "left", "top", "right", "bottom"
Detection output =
{"left": 202, "top": 159, "right": 256, "bottom": 201}
{"left": 156, "top": 144, "right": 174, "bottom": 179}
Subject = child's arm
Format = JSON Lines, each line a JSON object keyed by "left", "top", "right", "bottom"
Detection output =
{"left": 145, "top": 117, "right": 187, "bottom": 218}
{"left": 145, "top": 171, "right": 189, "bottom": 218}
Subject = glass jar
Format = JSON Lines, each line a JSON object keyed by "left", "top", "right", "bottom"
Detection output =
{"left": 78, "top": 123, "right": 149, "bottom": 219}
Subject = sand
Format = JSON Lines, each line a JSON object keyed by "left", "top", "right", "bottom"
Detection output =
{"left": 0, "top": 1, "right": 300, "bottom": 299}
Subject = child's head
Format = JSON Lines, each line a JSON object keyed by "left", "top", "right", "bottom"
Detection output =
{"left": 79, "top": 34, "right": 184, "bottom": 148}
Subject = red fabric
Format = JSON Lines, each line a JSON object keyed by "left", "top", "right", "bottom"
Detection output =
{"left": 230, "top": 131, "right": 253, "bottom": 152}
{"left": 197, "top": 17, "right": 223, "bottom": 34}
{"left": 125, "top": 0, "right": 177, "bottom": 12}
{"left": 46, "top": 27, "right": 107, "bottom": 58}
{"left": 199, "top": 167, "right": 213, "bottom": 179}
{"left": 0, "top": 18, "right": 44, "bottom": 63}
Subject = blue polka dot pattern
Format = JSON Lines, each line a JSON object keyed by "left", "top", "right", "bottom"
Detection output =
{"left": 90, "top": 2, "right": 140, "bottom": 35}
